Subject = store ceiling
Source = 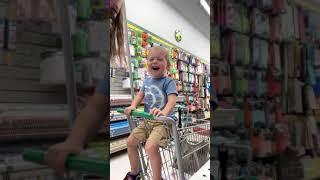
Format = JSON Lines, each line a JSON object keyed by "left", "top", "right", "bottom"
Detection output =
{"left": 164, "top": 0, "right": 210, "bottom": 39}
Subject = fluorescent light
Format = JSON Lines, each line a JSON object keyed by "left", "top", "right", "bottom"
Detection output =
{"left": 200, "top": 0, "right": 210, "bottom": 15}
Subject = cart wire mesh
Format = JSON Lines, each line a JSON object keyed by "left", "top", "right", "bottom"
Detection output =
{"left": 130, "top": 117, "right": 210, "bottom": 180}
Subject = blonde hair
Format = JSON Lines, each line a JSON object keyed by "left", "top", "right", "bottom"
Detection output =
{"left": 149, "top": 46, "right": 169, "bottom": 61}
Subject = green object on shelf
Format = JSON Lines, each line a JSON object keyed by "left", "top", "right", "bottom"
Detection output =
{"left": 148, "top": 36, "right": 153, "bottom": 44}
{"left": 22, "top": 149, "right": 108, "bottom": 177}
{"left": 133, "top": 70, "right": 139, "bottom": 80}
{"left": 136, "top": 31, "right": 142, "bottom": 38}
{"left": 132, "top": 59, "right": 139, "bottom": 68}
{"left": 136, "top": 56, "right": 143, "bottom": 64}
{"left": 135, "top": 46, "right": 143, "bottom": 56}
{"left": 137, "top": 37, "right": 142, "bottom": 46}
{"left": 76, "top": 0, "right": 91, "bottom": 19}
{"left": 73, "top": 30, "right": 88, "bottom": 57}
{"left": 117, "top": 108, "right": 155, "bottom": 120}
{"left": 170, "top": 67, "right": 177, "bottom": 75}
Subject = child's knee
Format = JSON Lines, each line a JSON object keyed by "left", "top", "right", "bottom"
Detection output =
{"left": 127, "top": 135, "right": 139, "bottom": 147}
{"left": 145, "top": 141, "right": 159, "bottom": 155}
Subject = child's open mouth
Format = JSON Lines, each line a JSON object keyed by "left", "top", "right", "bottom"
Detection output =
{"left": 152, "top": 66, "right": 160, "bottom": 71}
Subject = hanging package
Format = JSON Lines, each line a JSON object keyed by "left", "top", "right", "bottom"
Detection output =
{"left": 76, "top": 0, "right": 91, "bottom": 19}
{"left": 189, "top": 64, "right": 194, "bottom": 74}
{"left": 211, "top": 27, "right": 222, "bottom": 58}
{"left": 233, "top": 67, "right": 243, "bottom": 96}
{"left": 225, "top": 0, "right": 242, "bottom": 32}
{"left": 177, "top": 81, "right": 183, "bottom": 92}
{"left": 257, "top": 0, "right": 273, "bottom": 11}
{"left": 73, "top": 29, "right": 89, "bottom": 57}
{"left": 224, "top": 33, "right": 236, "bottom": 65}
{"left": 252, "top": 8, "right": 270, "bottom": 38}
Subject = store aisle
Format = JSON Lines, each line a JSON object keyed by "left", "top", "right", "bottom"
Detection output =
{"left": 110, "top": 151, "right": 131, "bottom": 180}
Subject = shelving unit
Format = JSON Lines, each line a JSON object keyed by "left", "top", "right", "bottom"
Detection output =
{"left": 0, "top": 1, "right": 108, "bottom": 179}
{"left": 211, "top": 0, "right": 320, "bottom": 179}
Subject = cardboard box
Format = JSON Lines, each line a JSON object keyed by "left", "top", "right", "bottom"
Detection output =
{"left": 40, "top": 52, "right": 82, "bottom": 85}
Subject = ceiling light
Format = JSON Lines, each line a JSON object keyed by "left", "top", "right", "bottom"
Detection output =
{"left": 200, "top": 0, "right": 210, "bottom": 15}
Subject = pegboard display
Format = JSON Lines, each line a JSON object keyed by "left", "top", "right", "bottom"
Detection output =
{"left": 211, "top": 0, "right": 320, "bottom": 179}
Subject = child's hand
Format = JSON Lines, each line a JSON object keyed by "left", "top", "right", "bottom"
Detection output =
{"left": 46, "top": 140, "right": 83, "bottom": 176}
{"left": 124, "top": 106, "right": 136, "bottom": 116}
{"left": 150, "top": 108, "right": 166, "bottom": 117}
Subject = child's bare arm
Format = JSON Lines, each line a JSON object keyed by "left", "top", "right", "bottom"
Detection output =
{"left": 150, "top": 94, "right": 177, "bottom": 117}
{"left": 124, "top": 90, "right": 145, "bottom": 116}
{"left": 131, "top": 90, "right": 145, "bottom": 108}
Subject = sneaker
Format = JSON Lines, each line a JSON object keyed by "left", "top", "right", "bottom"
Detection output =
{"left": 123, "top": 171, "right": 141, "bottom": 180}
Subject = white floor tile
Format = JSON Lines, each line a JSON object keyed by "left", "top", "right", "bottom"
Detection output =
{"left": 110, "top": 151, "right": 131, "bottom": 180}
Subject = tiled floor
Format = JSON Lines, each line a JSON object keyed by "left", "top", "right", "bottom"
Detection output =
{"left": 110, "top": 150, "right": 131, "bottom": 180}
{"left": 110, "top": 150, "right": 210, "bottom": 180}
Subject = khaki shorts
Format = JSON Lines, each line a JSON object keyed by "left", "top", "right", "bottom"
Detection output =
{"left": 131, "top": 120, "right": 169, "bottom": 147}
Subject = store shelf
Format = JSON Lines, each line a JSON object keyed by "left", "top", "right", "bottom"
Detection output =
{"left": 252, "top": 154, "right": 279, "bottom": 164}
{"left": 111, "top": 101, "right": 132, "bottom": 107}
{"left": 204, "top": 111, "right": 210, "bottom": 120}
{"left": 110, "top": 120, "right": 130, "bottom": 138}
{"left": 110, "top": 137, "right": 128, "bottom": 154}
{"left": 0, "top": 128, "right": 70, "bottom": 142}
{"left": 111, "top": 116, "right": 127, "bottom": 122}
{"left": 110, "top": 94, "right": 132, "bottom": 107}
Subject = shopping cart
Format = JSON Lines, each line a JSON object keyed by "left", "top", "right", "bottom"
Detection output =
{"left": 117, "top": 108, "right": 210, "bottom": 180}
{"left": 22, "top": 148, "right": 108, "bottom": 179}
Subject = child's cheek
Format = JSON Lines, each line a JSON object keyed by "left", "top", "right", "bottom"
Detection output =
{"left": 159, "top": 64, "right": 165, "bottom": 71}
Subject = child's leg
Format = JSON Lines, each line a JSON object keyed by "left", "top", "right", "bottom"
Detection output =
{"left": 146, "top": 124, "right": 168, "bottom": 180}
{"left": 127, "top": 134, "right": 141, "bottom": 175}
{"left": 127, "top": 124, "right": 147, "bottom": 175}
{"left": 145, "top": 140, "right": 161, "bottom": 180}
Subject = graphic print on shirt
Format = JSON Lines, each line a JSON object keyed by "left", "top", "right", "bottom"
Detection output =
{"left": 144, "top": 85, "right": 165, "bottom": 111}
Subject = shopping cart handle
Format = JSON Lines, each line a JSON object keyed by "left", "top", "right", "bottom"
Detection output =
{"left": 117, "top": 108, "right": 155, "bottom": 119}
{"left": 22, "top": 149, "right": 108, "bottom": 177}
{"left": 156, "top": 116, "right": 176, "bottom": 124}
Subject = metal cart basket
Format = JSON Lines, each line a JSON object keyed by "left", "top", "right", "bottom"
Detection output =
{"left": 117, "top": 108, "right": 210, "bottom": 180}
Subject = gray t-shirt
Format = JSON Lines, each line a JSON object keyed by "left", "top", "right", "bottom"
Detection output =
{"left": 141, "top": 76, "right": 178, "bottom": 119}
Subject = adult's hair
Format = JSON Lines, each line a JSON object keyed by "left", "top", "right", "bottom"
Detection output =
{"left": 110, "top": 1, "right": 126, "bottom": 67}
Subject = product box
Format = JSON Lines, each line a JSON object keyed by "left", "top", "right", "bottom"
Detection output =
{"left": 40, "top": 52, "right": 82, "bottom": 85}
